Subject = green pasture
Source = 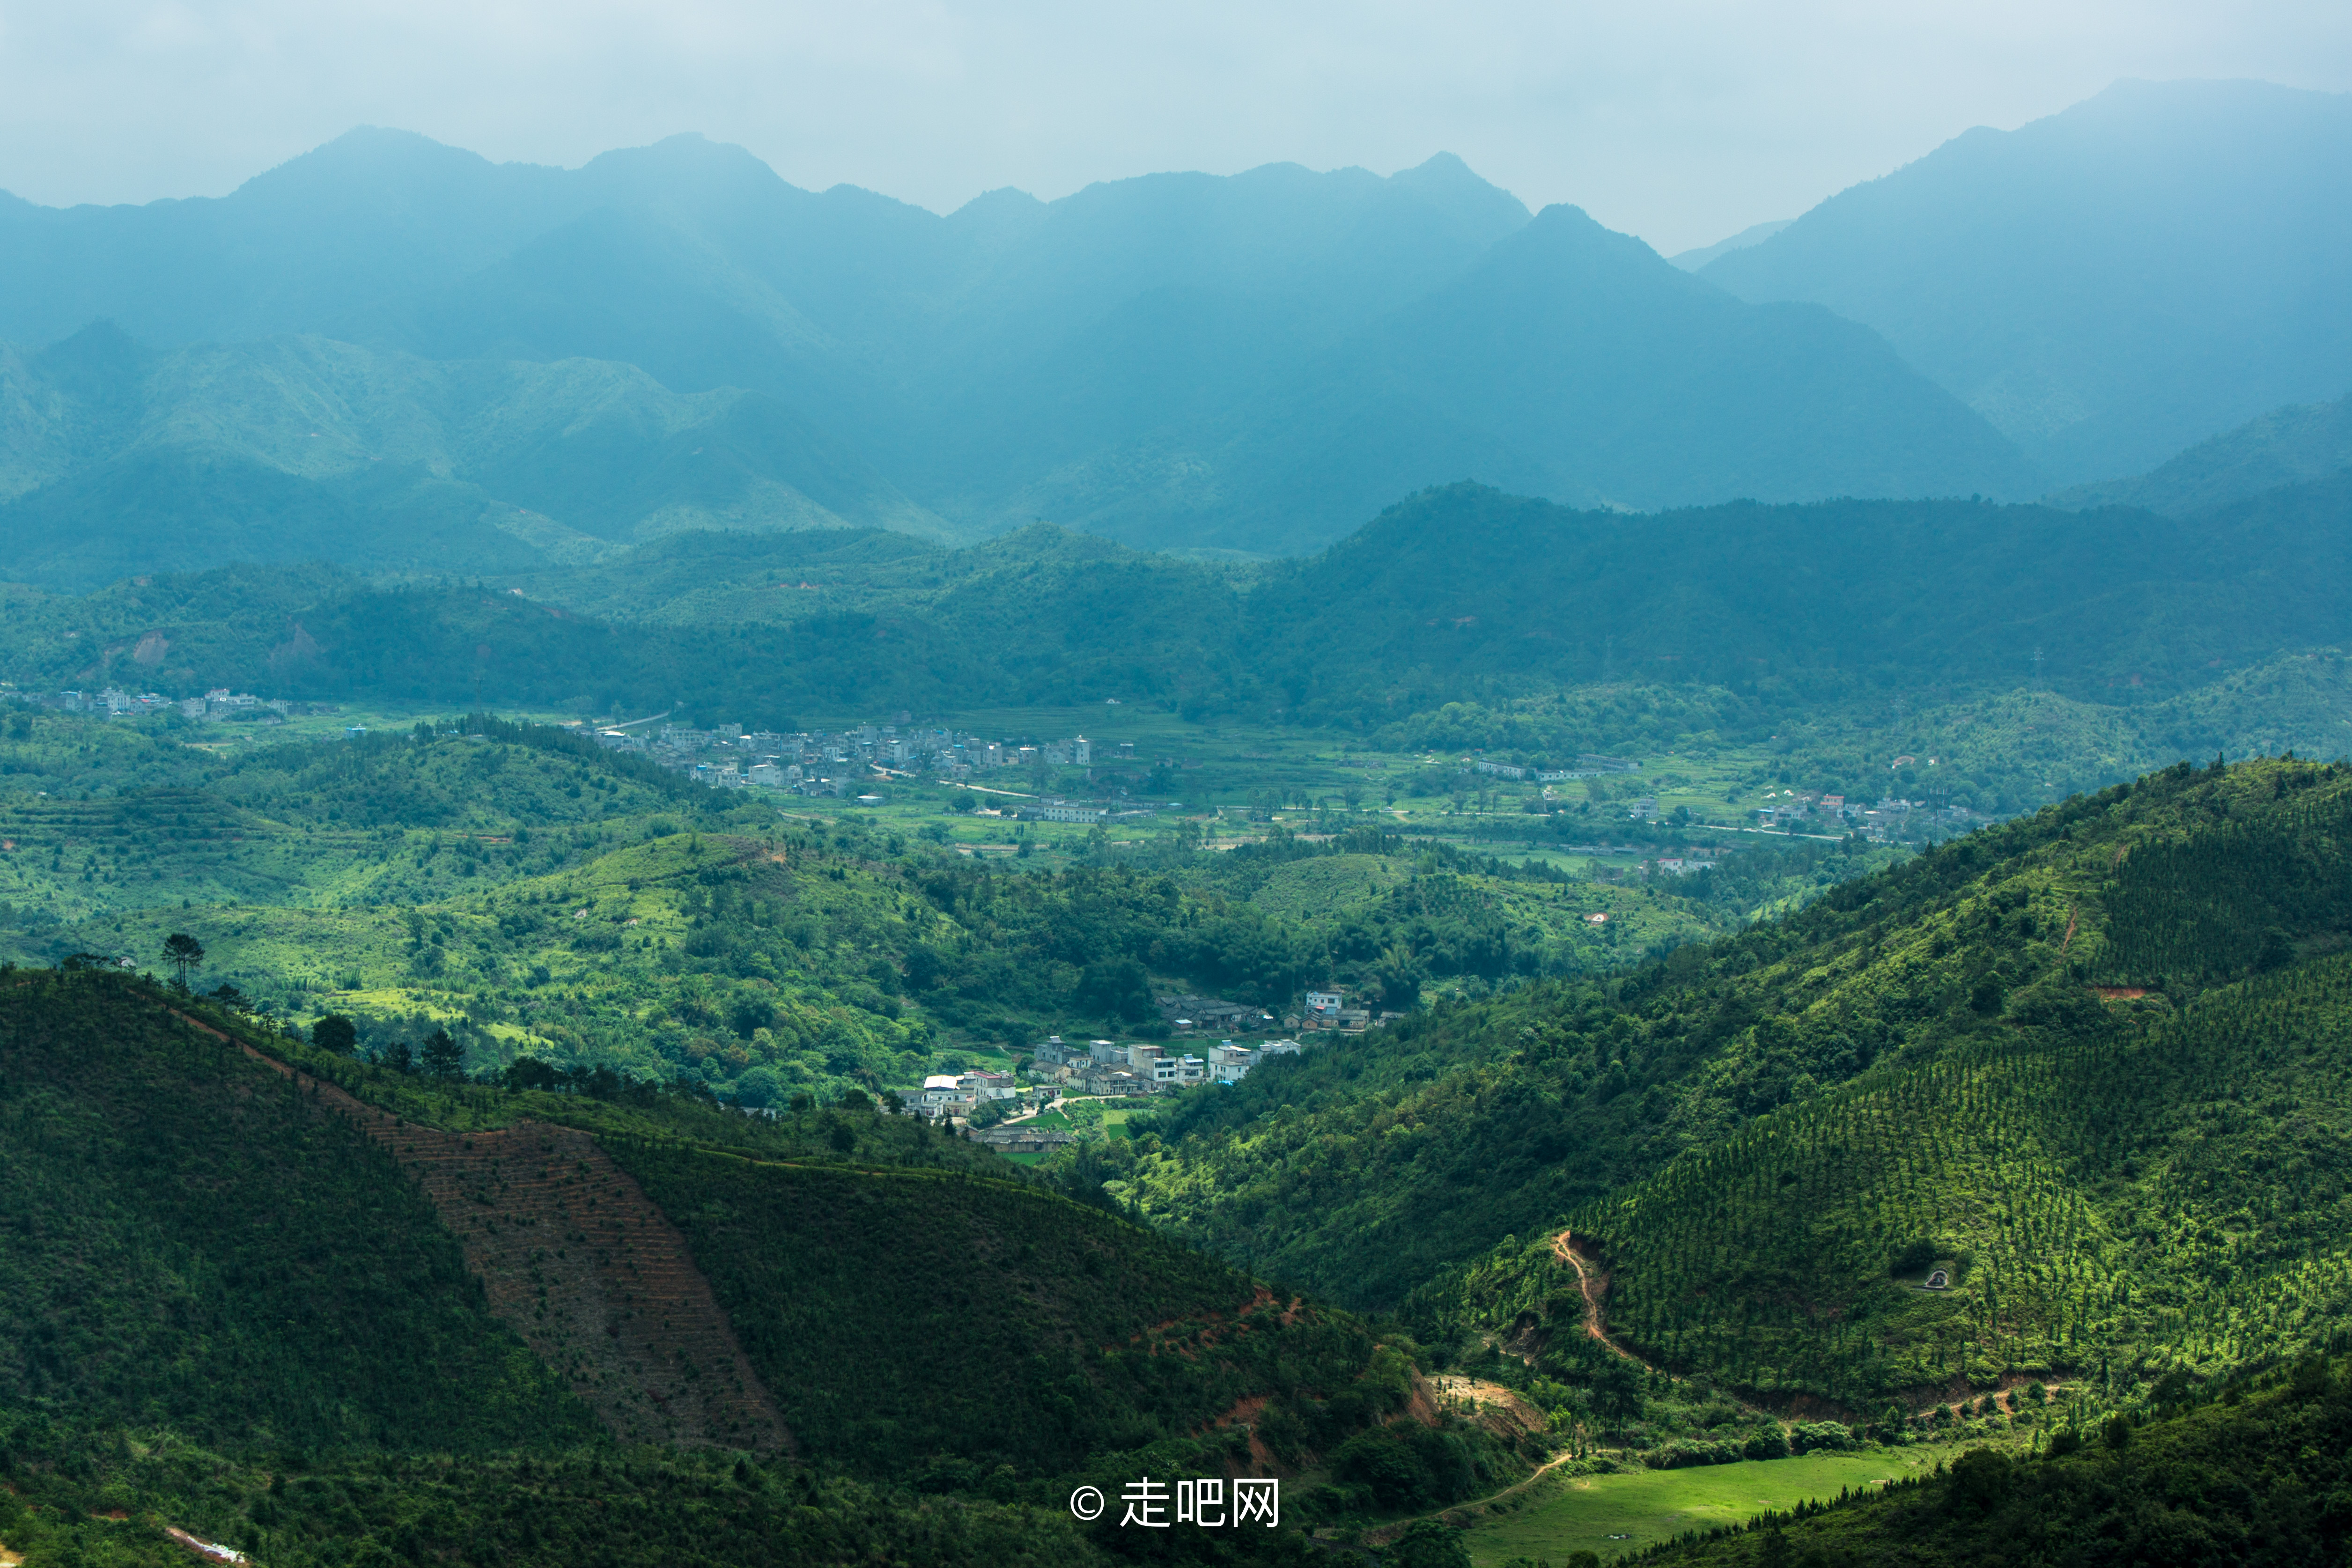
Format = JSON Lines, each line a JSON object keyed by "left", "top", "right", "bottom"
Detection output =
{"left": 1462, "top": 1442, "right": 1990, "bottom": 1564}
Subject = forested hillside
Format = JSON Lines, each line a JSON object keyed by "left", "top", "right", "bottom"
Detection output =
{"left": 4, "top": 481, "right": 2347, "bottom": 746}
{"left": 1122, "top": 757, "right": 2352, "bottom": 1318}
{"left": 2049, "top": 390, "right": 2352, "bottom": 517}
{"left": 0, "top": 970, "right": 1470, "bottom": 1564}
{"left": 1409, "top": 757, "right": 2352, "bottom": 1415}
{"left": 0, "top": 972, "right": 595, "bottom": 1452}
{"left": 0, "top": 328, "right": 948, "bottom": 588}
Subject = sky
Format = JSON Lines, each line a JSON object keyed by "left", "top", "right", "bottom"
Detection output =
{"left": 0, "top": 1, "right": 2347, "bottom": 254}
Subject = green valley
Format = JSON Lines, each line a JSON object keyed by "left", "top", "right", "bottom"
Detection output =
{"left": 6, "top": 76, "right": 2352, "bottom": 1568}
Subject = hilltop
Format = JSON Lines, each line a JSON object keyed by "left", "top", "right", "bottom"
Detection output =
{"left": 0, "top": 329, "right": 949, "bottom": 590}
{"left": 2049, "top": 392, "right": 2352, "bottom": 517}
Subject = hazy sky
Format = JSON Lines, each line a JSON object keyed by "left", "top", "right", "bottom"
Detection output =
{"left": 1, "top": 0, "right": 2347, "bottom": 254}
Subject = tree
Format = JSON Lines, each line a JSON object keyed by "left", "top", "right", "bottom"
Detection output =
{"left": 420, "top": 1028, "right": 465, "bottom": 1080}
{"left": 379, "top": 1039, "right": 415, "bottom": 1075}
{"left": 311, "top": 1014, "right": 359, "bottom": 1056}
{"left": 163, "top": 933, "right": 205, "bottom": 991}
{"left": 1389, "top": 1519, "right": 1472, "bottom": 1568}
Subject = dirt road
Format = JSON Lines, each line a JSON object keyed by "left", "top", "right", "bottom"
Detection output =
{"left": 1552, "top": 1229, "right": 1652, "bottom": 1370}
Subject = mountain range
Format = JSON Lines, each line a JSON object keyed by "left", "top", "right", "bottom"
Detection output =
{"left": 1703, "top": 78, "right": 2352, "bottom": 486}
{"left": 13, "top": 77, "right": 2346, "bottom": 569}
{"left": 0, "top": 323, "right": 945, "bottom": 586}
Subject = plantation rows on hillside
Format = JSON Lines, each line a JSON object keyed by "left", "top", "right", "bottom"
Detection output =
{"left": 1125, "top": 757, "right": 2352, "bottom": 1319}
{"left": 1407, "top": 758, "right": 2352, "bottom": 1414}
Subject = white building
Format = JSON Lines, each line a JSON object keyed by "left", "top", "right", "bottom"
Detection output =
{"left": 1025, "top": 802, "right": 1106, "bottom": 824}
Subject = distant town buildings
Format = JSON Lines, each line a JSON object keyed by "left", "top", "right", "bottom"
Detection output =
{"left": 1467, "top": 752, "right": 1642, "bottom": 782}
{"left": 587, "top": 719, "right": 1157, "bottom": 804}
{"left": 9, "top": 685, "right": 318, "bottom": 723}
{"left": 1755, "top": 790, "right": 1973, "bottom": 839}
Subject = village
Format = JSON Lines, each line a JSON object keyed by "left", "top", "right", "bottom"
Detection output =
{"left": 893, "top": 986, "right": 1388, "bottom": 1154}
{"left": 590, "top": 717, "right": 1175, "bottom": 822}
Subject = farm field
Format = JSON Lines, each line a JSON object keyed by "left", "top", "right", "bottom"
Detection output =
{"left": 1460, "top": 1442, "right": 1993, "bottom": 1564}
{"left": 1052, "top": 1098, "right": 1156, "bottom": 1139}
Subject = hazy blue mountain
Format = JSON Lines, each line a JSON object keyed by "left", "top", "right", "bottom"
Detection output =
{"left": 1667, "top": 218, "right": 1791, "bottom": 271}
{"left": 1, "top": 129, "right": 2039, "bottom": 557}
{"left": 0, "top": 324, "right": 945, "bottom": 589}
{"left": 2048, "top": 390, "right": 2352, "bottom": 516}
{"left": 0, "top": 130, "right": 587, "bottom": 349}
{"left": 1703, "top": 79, "right": 2352, "bottom": 483}
{"left": 1085, "top": 205, "right": 2038, "bottom": 552}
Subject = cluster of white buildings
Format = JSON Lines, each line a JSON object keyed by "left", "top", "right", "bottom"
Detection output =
{"left": 593, "top": 719, "right": 1130, "bottom": 799}
{"left": 1755, "top": 792, "right": 1973, "bottom": 839}
{"left": 12, "top": 685, "right": 322, "bottom": 723}
{"left": 1466, "top": 752, "right": 1644, "bottom": 782}
{"left": 21, "top": 685, "right": 197, "bottom": 717}
{"left": 907, "top": 1067, "right": 1033, "bottom": 1121}
{"left": 1029, "top": 1035, "right": 1306, "bottom": 1097}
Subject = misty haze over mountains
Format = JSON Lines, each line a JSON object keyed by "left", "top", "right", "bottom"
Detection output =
{"left": 1702, "top": 78, "right": 2352, "bottom": 484}
{"left": 0, "top": 75, "right": 2346, "bottom": 579}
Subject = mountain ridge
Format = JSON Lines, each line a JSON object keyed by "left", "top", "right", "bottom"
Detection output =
{"left": 0, "top": 128, "right": 2039, "bottom": 556}
{"left": 1703, "top": 78, "right": 2352, "bottom": 483}
{"left": 2049, "top": 390, "right": 2352, "bottom": 516}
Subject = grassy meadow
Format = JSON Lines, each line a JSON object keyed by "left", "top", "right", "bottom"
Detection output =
{"left": 1460, "top": 1441, "right": 1999, "bottom": 1564}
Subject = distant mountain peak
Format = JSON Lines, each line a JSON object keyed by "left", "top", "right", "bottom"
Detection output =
{"left": 33, "top": 317, "right": 147, "bottom": 392}
{"left": 1388, "top": 152, "right": 1532, "bottom": 230}
{"left": 947, "top": 185, "right": 1048, "bottom": 243}
{"left": 1394, "top": 151, "right": 1478, "bottom": 181}
{"left": 1502, "top": 203, "right": 1672, "bottom": 275}
{"left": 238, "top": 126, "right": 509, "bottom": 196}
